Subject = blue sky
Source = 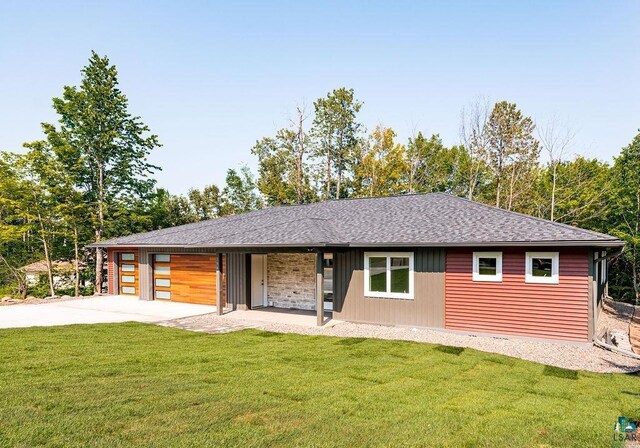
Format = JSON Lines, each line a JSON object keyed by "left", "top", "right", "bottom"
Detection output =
{"left": 1, "top": 1, "right": 638, "bottom": 194}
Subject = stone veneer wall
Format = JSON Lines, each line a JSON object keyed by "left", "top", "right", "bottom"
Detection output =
{"left": 267, "top": 253, "right": 316, "bottom": 310}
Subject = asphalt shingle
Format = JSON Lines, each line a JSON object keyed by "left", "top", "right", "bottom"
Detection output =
{"left": 95, "top": 193, "right": 623, "bottom": 248}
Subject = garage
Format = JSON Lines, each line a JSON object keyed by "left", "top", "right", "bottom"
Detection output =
{"left": 152, "top": 254, "right": 222, "bottom": 306}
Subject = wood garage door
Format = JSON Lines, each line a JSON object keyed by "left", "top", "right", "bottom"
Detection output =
{"left": 118, "top": 252, "right": 139, "bottom": 295}
{"left": 153, "top": 254, "right": 219, "bottom": 305}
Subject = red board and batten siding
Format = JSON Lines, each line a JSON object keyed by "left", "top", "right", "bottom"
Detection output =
{"left": 445, "top": 248, "right": 590, "bottom": 342}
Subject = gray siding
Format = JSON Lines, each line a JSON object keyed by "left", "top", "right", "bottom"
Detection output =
{"left": 333, "top": 248, "right": 445, "bottom": 328}
{"left": 227, "top": 253, "right": 248, "bottom": 309}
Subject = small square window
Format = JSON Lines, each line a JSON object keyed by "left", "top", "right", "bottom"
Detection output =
{"left": 473, "top": 252, "right": 502, "bottom": 282}
{"left": 121, "top": 275, "right": 135, "bottom": 284}
{"left": 120, "top": 253, "right": 135, "bottom": 261}
{"left": 526, "top": 252, "right": 559, "bottom": 284}
{"left": 155, "top": 254, "right": 170, "bottom": 263}
{"left": 121, "top": 264, "right": 135, "bottom": 272}
{"left": 121, "top": 286, "right": 136, "bottom": 295}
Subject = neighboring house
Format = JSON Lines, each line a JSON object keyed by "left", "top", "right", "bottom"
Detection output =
{"left": 93, "top": 193, "right": 623, "bottom": 344}
{"left": 22, "top": 260, "right": 75, "bottom": 287}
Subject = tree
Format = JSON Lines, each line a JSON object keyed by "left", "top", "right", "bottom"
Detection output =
{"left": 407, "top": 132, "right": 468, "bottom": 194}
{"left": 354, "top": 125, "right": 408, "bottom": 197}
{"left": 39, "top": 51, "right": 161, "bottom": 293}
{"left": 534, "top": 156, "right": 610, "bottom": 228}
{"left": 188, "top": 185, "right": 222, "bottom": 220}
{"left": 220, "top": 166, "right": 261, "bottom": 215}
{"left": 459, "top": 98, "right": 492, "bottom": 200}
{"left": 537, "top": 119, "right": 575, "bottom": 221}
{"left": 609, "top": 131, "right": 640, "bottom": 303}
{"left": 485, "top": 101, "right": 540, "bottom": 211}
{"left": 149, "top": 189, "right": 198, "bottom": 228}
{"left": 0, "top": 152, "right": 31, "bottom": 298}
{"left": 311, "top": 88, "right": 363, "bottom": 199}
{"left": 252, "top": 106, "right": 315, "bottom": 206}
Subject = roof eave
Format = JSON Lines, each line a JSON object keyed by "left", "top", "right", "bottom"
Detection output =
{"left": 88, "top": 240, "right": 624, "bottom": 249}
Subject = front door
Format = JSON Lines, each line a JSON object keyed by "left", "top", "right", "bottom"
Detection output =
{"left": 251, "top": 254, "right": 267, "bottom": 308}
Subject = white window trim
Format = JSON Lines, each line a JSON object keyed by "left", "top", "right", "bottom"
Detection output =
{"left": 472, "top": 252, "right": 503, "bottom": 282}
{"left": 364, "top": 252, "right": 414, "bottom": 300}
{"left": 525, "top": 251, "right": 559, "bottom": 284}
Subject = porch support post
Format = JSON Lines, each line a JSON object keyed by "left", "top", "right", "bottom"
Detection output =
{"left": 216, "top": 253, "right": 223, "bottom": 315}
{"left": 316, "top": 251, "right": 324, "bottom": 326}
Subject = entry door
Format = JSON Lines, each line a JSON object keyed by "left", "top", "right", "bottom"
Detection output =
{"left": 251, "top": 254, "right": 267, "bottom": 308}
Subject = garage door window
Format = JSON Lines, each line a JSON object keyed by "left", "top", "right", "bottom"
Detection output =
{"left": 156, "top": 291, "right": 171, "bottom": 300}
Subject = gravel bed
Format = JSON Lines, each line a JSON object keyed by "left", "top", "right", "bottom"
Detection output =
{"left": 160, "top": 313, "right": 640, "bottom": 374}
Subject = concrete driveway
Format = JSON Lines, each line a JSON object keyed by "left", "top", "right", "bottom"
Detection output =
{"left": 0, "top": 295, "right": 217, "bottom": 329}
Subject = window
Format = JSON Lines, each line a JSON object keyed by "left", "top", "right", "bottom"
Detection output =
{"left": 121, "top": 275, "right": 135, "bottom": 284}
{"left": 364, "top": 252, "right": 414, "bottom": 299}
{"left": 156, "top": 290, "right": 171, "bottom": 300}
{"left": 154, "top": 254, "right": 170, "bottom": 263}
{"left": 473, "top": 252, "right": 502, "bottom": 282}
{"left": 121, "top": 286, "right": 136, "bottom": 295}
{"left": 120, "top": 253, "right": 135, "bottom": 261}
{"left": 155, "top": 265, "right": 170, "bottom": 275}
{"left": 525, "top": 252, "right": 559, "bottom": 284}
{"left": 155, "top": 278, "right": 171, "bottom": 288}
{"left": 121, "top": 264, "right": 135, "bottom": 272}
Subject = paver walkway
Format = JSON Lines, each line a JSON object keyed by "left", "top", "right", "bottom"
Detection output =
{"left": 158, "top": 314, "right": 260, "bottom": 333}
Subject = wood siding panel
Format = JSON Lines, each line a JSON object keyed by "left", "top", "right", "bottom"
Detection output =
{"left": 333, "top": 248, "right": 445, "bottom": 328}
{"left": 445, "top": 248, "right": 590, "bottom": 342}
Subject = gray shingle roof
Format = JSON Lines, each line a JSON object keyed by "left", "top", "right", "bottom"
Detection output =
{"left": 94, "top": 193, "right": 623, "bottom": 248}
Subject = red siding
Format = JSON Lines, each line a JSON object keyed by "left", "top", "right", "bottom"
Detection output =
{"left": 445, "top": 248, "right": 590, "bottom": 342}
{"left": 107, "top": 248, "right": 115, "bottom": 294}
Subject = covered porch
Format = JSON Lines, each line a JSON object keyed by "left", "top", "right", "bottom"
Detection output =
{"left": 223, "top": 250, "right": 333, "bottom": 326}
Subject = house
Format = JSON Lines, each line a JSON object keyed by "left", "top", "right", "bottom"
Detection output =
{"left": 21, "top": 260, "right": 75, "bottom": 287}
{"left": 93, "top": 193, "right": 623, "bottom": 344}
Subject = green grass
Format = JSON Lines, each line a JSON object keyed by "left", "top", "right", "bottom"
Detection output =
{"left": 0, "top": 323, "right": 638, "bottom": 447}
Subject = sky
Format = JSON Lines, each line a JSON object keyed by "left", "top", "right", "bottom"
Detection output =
{"left": 1, "top": 1, "right": 639, "bottom": 194}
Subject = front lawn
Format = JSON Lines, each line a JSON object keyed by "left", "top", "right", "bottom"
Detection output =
{"left": 0, "top": 323, "right": 638, "bottom": 447}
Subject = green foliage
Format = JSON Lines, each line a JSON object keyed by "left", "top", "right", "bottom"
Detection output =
{"left": 312, "top": 87, "right": 363, "bottom": 199}
{"left": 608, "top": 130, "right": 640, "bottom": 302}
{"left": 484, "top": 101, "right": 540, "bottom": 210}
{"left": 220, "top": 165, "right": 262, "bottom": 215}
{"left": 353, "top": 125, "right": 408, "bottom": 197}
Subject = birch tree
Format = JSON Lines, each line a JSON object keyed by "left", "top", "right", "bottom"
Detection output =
{"left": 537, "top": 119, "right": 575, "bottom": 221}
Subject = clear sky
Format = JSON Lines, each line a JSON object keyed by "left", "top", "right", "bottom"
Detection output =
{"left": 1, "top": 1, "right": 638, "bottom": 194}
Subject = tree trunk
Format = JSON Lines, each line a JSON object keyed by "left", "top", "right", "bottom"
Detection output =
{"left": 95, "top": 161, "right": 105, "bottom": 293}
{"left": 325, "top": 150, "right": 332, "bottom": 200}
{"left": 73, "top": 224, "right": 80, "bottom": 297}
{"left": 550, "top": 163, "right": 557, "bottom": 221}
{"left": 35, "top": 207, "right": 55, "bottom": 297}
